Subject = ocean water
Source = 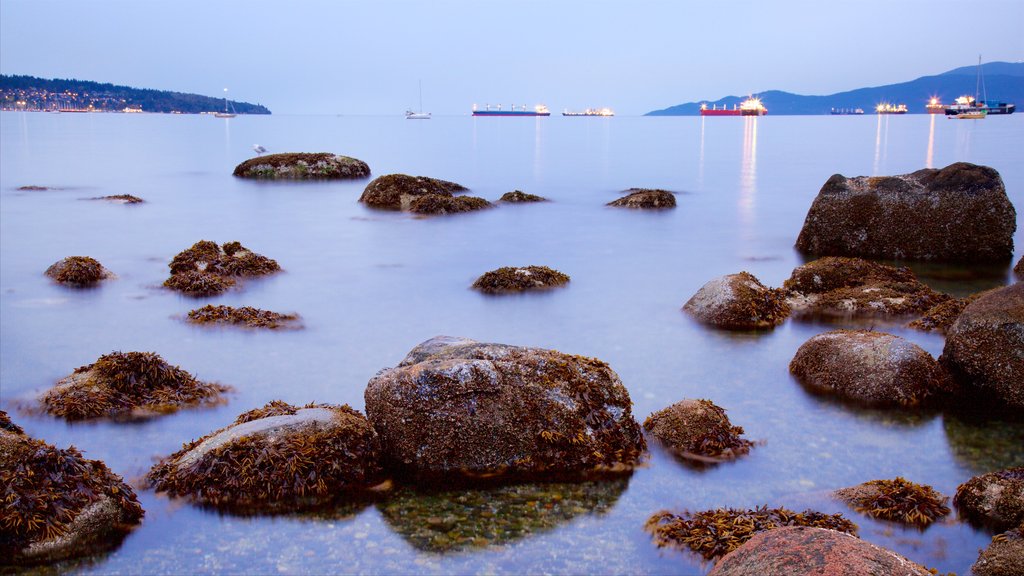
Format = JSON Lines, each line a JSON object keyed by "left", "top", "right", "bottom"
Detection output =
{"left": 1, "top": 111, "right": 1022, "bottom": 575}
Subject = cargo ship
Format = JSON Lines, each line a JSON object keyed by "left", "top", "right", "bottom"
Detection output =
{"left": 562, "top": 108, "right": 614, "bottom": 117}
{"left": 944, "top": 95, "right": 1016, "bottom": 116}
{"left": 830, "top": 107, "right": 865, "bottom": 115}
{"left": 699, "top": 96, "right": 767, "bottom": 116}
{"left": 926, "top": 98, "right": 945, "bottom": 114}
{"left": 472, "top": 104, "right": 551, "bottom": 117}
{"left": 876, "top": 103, "right": 908, "bottom": 114}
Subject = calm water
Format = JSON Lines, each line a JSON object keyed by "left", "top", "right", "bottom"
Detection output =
{"left": 1, "top": 111, "right": 1022, "bottom": 575}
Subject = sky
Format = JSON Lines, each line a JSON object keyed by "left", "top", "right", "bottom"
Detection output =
{"left": 2, "top": 0, "right": 1023, "bottom": 115}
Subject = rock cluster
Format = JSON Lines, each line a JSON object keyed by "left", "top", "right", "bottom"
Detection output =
{"left": 232, "top": 152, "right": 370, "bottom": 179}
{"left": 684, "top": 272, "right": 790, "bottom": 330}
{"left": 186, "top": 305, "right": 301, "bottom": 329}
{"left": 643, "top": 399, "right": 754, "bottom": 463}
{"left": 45, "top": 256, "right": 114, "bottom": 286}
{"left": 471, "top": 266, "right": 570, "bottom": 293}
{"left": 163, "top": 240, "right": 280, "bottom": 296}
{"left": 607, "top": 188, "right": 676, "bottom": 209}
{"left": 359, "top": 174, "right": 489, "bottom": 214}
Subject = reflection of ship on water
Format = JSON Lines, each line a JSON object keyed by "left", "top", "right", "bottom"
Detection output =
{"left": 830, "top": 107, "right": 864, "bottom": 115}
{"left": 700, "top": 96, "right": 767, "bottom": 116}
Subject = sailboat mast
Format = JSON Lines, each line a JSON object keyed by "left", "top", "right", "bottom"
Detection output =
{"left": 975, "top": 56, "right": 982, "bottom": 104}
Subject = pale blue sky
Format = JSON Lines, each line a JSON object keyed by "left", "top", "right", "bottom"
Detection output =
{"left": 2, "top": 0, "right": 1022, "bottom": 115}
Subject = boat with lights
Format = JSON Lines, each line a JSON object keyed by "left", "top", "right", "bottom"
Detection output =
{"left": 945, "top": 56, "right": 1015, "bottom": 117}
{"left": 830, "top": 107, "right": 864, "bottom": 115}
{"left": 473, "top": 104, "right": 551, "bottom": 117}
{"left": 875, "top": 103, "right": 908, "bottom": 114}
{"left": 926, "top": 98, "right": 945, "bottom": 114}
{"left": 699, "top": 96, "right": 767, "bottom": 116}
{"left": 562, "top": 108, "right": 614, "bottom": 117}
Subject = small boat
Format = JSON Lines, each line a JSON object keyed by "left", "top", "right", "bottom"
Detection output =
{"left": 700, "top": 96, "right": 767, "bottom": 116}
{"left": 406, "top": 81, "right": 431, "bottom": 120}
{"left": 214, "top": 88, "right": 236, "bottom": 118}
{"left": 562, "top": 108, "right": 614, "bottom": 117}
{"left": 473, "top": 104, "right": 551, "bottom": 117}
{"left": 958, "top": 109, "right": 988, "bottom": 119}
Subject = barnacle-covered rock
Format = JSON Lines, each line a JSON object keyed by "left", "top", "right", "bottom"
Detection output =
{"left": 359, "top": 174, "right": 467, "bottom": 210}
{"left": 471, "top": 266, "right": 570, "bottom": 293}
{"left": 164, "top": 240, "right": 280, "bottom": 297}
{"left": 607, "top": 188, "right": 676, "bottom": 209}
{"left": 0, "top": 427, "right": 143, "bottom": 566}
{"left": 41, "top": 351, "right": 230, "bottom": 421}
{"left": 909, "top": 292, "right": 985, "bottom": 333}
{"left": 408, "top": 194, "right": 491, "bottom": 215}
{"left": 186, "top": 305, "right": 301, "bottom": 329}
{"left": 940, "top": 283, "right": 1024, "bottom": 409}
{"left": 795, "top": 162, "right": 1016, "bottom": 262}
{"left": 147, "top": 401, "right": 383, "bottom": 512}
{"left": 499, "top": 190, "right": 547, "bottom": 203}
{"left": 684, "top": 272, "right": 790, "bottom": 330}
{"left": 954, "top": 467, "right": 1024, "bottom": 532}
{"left": 707, "top": 526, "right": 930, "bottom": 576}
{"left": 789, "top": 330, "right": 953, "bottom": 407}
{"left": 972, "top": 523, "right": 1024, "bottom": 576}
{"left": 44, "top": 256, "right": 113, "bottom": 286}
{"left": 643, "top": 399, "right": 754, "bottom": 464}
{"left": 364, "top": 336, "right": 646, "bottom": 481}
{"left": 834, "top": 477, "right": 950, "bottom": 526}
{"left": 232, "top": 152, "right": 370, "bottom": 179}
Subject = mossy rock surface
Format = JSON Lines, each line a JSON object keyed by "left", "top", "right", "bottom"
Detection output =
{"left": 0, "top": 428, "right": 143, "bottom": 566}
{"left": 147, "top": 401, "right": 383, "bottom": 512}
{"left": 92, "top": 194, "right": 143, "bottom": 204}
{"left": 1015, "top": 256, "right": 1023, "bottom": 280}
{"left": 643, "top": 399, "right": 754, "bottom": 463}
{"left": 909, "top": 292, "right": 985, "bottom": 333}
{"left": 45, "top": 256, "right": 113, "bottom": 286}
{"left": 684, "top": 271, "right": 790, "bottom": 330}
{"left": 607, "top": 188, "right": 676, "bottom": 209}
{"left": 18, "top": 185, "right": 50, "bottom": 191}
{"left": 232, "top": 152, "right": 370, "bottom": 180}
{"left": 164, "top": 240, "right": 280, "bottom": 297}
{"left": 359, "top": 174, "right": 467, "bottom": 210}
{"left": 834, "top": 477, "right": 950, "bottom": 526}
{"left": 408, "top": 194, "right": 491, "bottom": 215}
{"left": 0, "top": 409, "right": 24, "bottom": 435}
{"left": 954, "top": 467, "right": 1024, "bottom": 532}
{"left": 186, "top": 305, "right": 300, "bottom": 329}
{"left": 41, "top": 351, "right": 230, "bottom": 421}
{"left": 972, "top": 524, "right": 1024, "bottom": 576}
{"left": 365, "top": 336, "right": 646, "bottom": 482}
{"left": 472, "top": 266, "right": 570, "bottom": 293}
{"left": 499, "top": 190, "right": 547, "bottom": 203}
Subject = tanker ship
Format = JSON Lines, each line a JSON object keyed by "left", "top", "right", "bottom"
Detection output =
{"left": 699, "top": 96, "right": 767, "bottom": 116}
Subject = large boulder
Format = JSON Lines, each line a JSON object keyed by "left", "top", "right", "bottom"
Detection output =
{"left": 795, "top": 162, "right": 1016, "bottom": 262}
{"left": 359, "top": 174, "right": 467, "bottom": 210}
{"left": 147, "top": 401, "right": 383, "bottom": 512}
{"left": 940, "top": 283, "right": 1024, "bottom": 409}
{"left": 789, "top": 330, "right": 953, "bottom": 407}
{"left": 45, "top": 256, "right": 114, "bottom": 286}
{"left": 232, "top": 152, "right": 370, "bottom": 179}
{"left": 954, "top": 467, "right": 1024, "bottom": 532}
{"left": 684, "top": 272, "right": 790, "bottom": 330}
{"left": 472, "top": 265, "right": 570, "bottom": 293}
{"left": 364, "top": 336, "right": 646, "bottom": 480}
{"left": 607, "top": 188, "right": 676, "bottom": 209}
{"left": 708, "top": 526, "right": 930, "bottom": 576}
{"left": 643, "top": 399, "right": 754, "bottom": 463}
{"left": 972, "top": 524, "right": 1024, "bottom": 576}
{"left": 0, "top": 420, "right": 144, "bottom": 566}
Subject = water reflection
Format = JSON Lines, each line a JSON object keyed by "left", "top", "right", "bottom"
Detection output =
{"left": 738, "top": 116, "right": 758, "bottom": 235}
{"left": 534, "top": 117, "right": 544, "bottom": 182}
{"left": 697, "top": 117, "right": 706, "bottom": 191}
{"left": 873, "top": 114, "right": 889, "bottom": 175}
{"left": 926, "top": 114, "right": 936, "bottom": 168}
{"left": 943, "top": 413, "right": 1024, "bottom": 474}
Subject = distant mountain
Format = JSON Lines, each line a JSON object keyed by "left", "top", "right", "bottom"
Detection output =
{"left": 0, "top": 75, "right": 271, "bottom": 114}
{"left": 646, "top": 61, "right": 1024, "bottom": 116}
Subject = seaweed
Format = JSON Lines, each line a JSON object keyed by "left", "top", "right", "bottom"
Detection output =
{"left": 44, "top": 256, "right": 111, "bottom": 286}
{"left": 643, "top": 399, "right": 755, "bottom": 463}
{"left": 607, "top": 189, "right": 676, "bottom": 209}
{"left": 0, "top": 409, "right": 23, "bottom": 435}
{"left": 186, "top": 305, "right": 301, "bottom": 329}
{"left": 163, "top": 270, "right": 235, "bottom": 296}
{"left": 93, "top": 194, "right": 143, "bottom": 204}
{"left": 472, "top": 266, "right": 570, "bottom": 293}
{"left": 499, "top": 190, "right": 547, "bottom": 203}
{"left": 164, "top": 240, "right": 279, "bottom": 296}
{"left": 835, "top": 477, "right": 950, "bottom": 526}
{"left": 408, "top": 194, "right": 492, "bottom": 215}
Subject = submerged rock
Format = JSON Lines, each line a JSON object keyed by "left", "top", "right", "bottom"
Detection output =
{"left": 186, "top": 305, "right": 301, "bottom": 329}
{"left": 909, "top": 292, "right": 985, "bottom": 333}
{"left": 364, "top": 336, "right": 646, "bottom": 481}
{"left": 954, "top": 467, "right": 1024, "bottom": 532}
{"left": 0, "top": 426, "right": 143, "bottom": 566}
{"left": 147, "top": 401, "right": 384, "bottom": 512}
{"left": 834, "top": 477, "right": 950, "bottom": 526}
{"left": 643, "top": 399, "right": 754, "bottom": 463}
{"left": 408, "top": 193, "right": 491, "bottom": 215}
{"left": 789, "top": 330, "right": 952, "bottom": 407}
{"left": 44, "top": 256, "right": 114, "bottom": 286}
{"left": 41, "top": 351, "right": 230, "bottom": 421}
{"left": 17, "top": 185, "right": 51, "bottom": 191}
{"left": 940, "top": 283, "right": 1024, "bottom": 409}
{"left": 164, "top": 240, "right": 280, "bottom": 296}
{"left": 499, "top": 190, "right": 547, "bottom": 203}
{"left": 472, "top": 265, "right": 570, "bottom": 293}
{"left": 92, "top": 194, "right": 143, "bottom": 204}
{"left": 708, "top": 526, "right": 930, "bottom": 576}
{"left": 972, "top": 524, "right": 1024, "bottom": 576}
{"left": 795, "top": 162, "right": 1016, "bottom": 262}
{"left": 607, "top": 188, "right": 676, "bottom": 209}
{"left": 683, "top": 272, "right": 790, "bottom": 330}
{"left": 232, "top": 152, "right": 370, "bottom": 179}
{"left": 359, "top": 174, "right": 467, "bottom": 210}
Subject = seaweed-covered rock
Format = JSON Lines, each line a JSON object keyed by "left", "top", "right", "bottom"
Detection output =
{"left": 1015, "top": 257, "right": 1023, "bottom": 281}
{"left": 708, "top": 526, "right": 930, "bottom": 576}
{"left": 364, "top": 336, "right": 646, "bottom": 481}
{"left": 17, "top": 185, "right": 50, "bottom": 191}
{"left": 795, "top": 162, "right": 1016, "bottom": 262}
{"left": 940, "top": 283, "right": 1024, "bottom": 409}
{"left": 0, "top": 428, "right": 143, "bottom": 566}
{"left": 909, "top": 292, "right": 985, "bottom": 333}
{"left": 41, "top": 351, "right": 230, "bottom": 421}
{"left": 499, "top": 190, "right": 546, "bottom": 203}
{"left": 232, "top": 152, "right": 370, "bottom": 180}
{"left": 972, "top": 524, "right": 1024, "bottom": 576}
{"left": 408, "top": 194, "right": 491, "bottom": 215}
{"left": 684, "top": 272, "right": 790, "bottom": 330}
{"left": 92, "top": 194, "right": 143, "bottom": 204}
{"left": 607, "top": 188, "right": 676, "bottom": 209}
{"left": 643, "top": 399, "right": 754, "bottom": 463}
{"left": 146, "top": 401, "right": 383, "bottom": 512}
{"left": 789, "top": 330, "right": 952, "bottom": 407}
{"left": 164, "top": 240, "right": 280, "bottom": 297}
{"left": 186, "top": 305, "right": 300, "bottom": 329}
{"left": 645, "top": 506, "right": 857, "bottom": 561}
{"left": 0, "top": 409, "right": 24, "bottom": 435}
{"left": 44, "top": 256, "right": 113, "bottom": 286}
{"left": 784, "top": 257, "right": 950, "bottom": 318}
{"left": 834, "top": 477, "right": 950, "bottom": 526}
{"left": 359, "top": 174, "right": 467, "bottom": 210}
{"left": 954, "top": 468, "right": 1024, "bottom": 532}
{"left": 472, "top": 266, "right": 570, "bottom": 293}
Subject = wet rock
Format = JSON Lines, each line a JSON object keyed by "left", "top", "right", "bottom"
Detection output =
{"left": 684, "top": 272, "right": 790, "bottom": 330}
{"left": 909, "top": 292, "right": 985, "bottom": 333}
{"left": 472, "top": 266, "right": 570, "bottom": 293}
{"left": 359, "top": 174, "right": 467, "bottom": 210}
{"left": 972, "top": 524, "right": 1024, "bottom": 576}
{"left": 499, "top": 190, "right": 546, "bottom": 203}
{"left": 954, "top": 468, "right": 1024, "bottom": 532}
{"left": 91, "top": 194, "right": 143, "bottom": 204}
{"left": 186, "top": 305, "right": 301, "bottom": 329}
{"left": 408, "top": 193, "right": 491, "bottom": 215}
{"left": 834, "top": 477, "right": 950, "bottom": 526}
{"left": 17, "top": 185, "right": 50, "bottom": 191}
{"left": 44, "top": 256, "right": 114, "bottom": 286}
{"left": 607, "top": 188, "right": 676, "bottom": 209}
{"left": 643, "top": 399, "right": 754, "bottom": 463}
{"left": 796, "top": 162, "right": 1016, "bottom": 262}
{"left": 164, "top": 240, "right": 280, "bottom": 297}
{"left": 1015, "top": 257, "right": 1023, "bottom": 280}
{"left": 0, "top": 409, "right": 24, "bottom": 434}
{"left": 364, "top": 336, "right": 646, "bottom": 481}
{"left": 784, "top": 257, "right": 951, "bottom": 318}
{"left": 232, "top": 152, "right": 370, "bottom": 179}
{"left": 708, "top": 526, "right": 930, "bottom": 576}
{"left": 940, "top": 283, "right": 1024, "bottom": 409}
{"left": 0, "top": 427, "right": 143, "bottom": 566}
{"left": 41, "top": 351, "right": 230, "bottom": 421}
{"left": 147, "top": 401, "right": 384, "bottom": 512}
{"left": 789, "top": 330, "right": 953, "bottom": 407}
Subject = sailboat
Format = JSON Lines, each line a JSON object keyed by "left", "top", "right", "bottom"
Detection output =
{"left": 946, "top": 57, "right": 987, "bottom": 119}
{"left": 406, "top": 81, "right": 431, "bottom": 119}
{"left": 214, "top": 88, "right": 237, "bottom": 118}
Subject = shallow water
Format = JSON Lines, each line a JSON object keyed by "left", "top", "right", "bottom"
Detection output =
{"left": 1, "top": 111, "right": 1022, "bottom": 574}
